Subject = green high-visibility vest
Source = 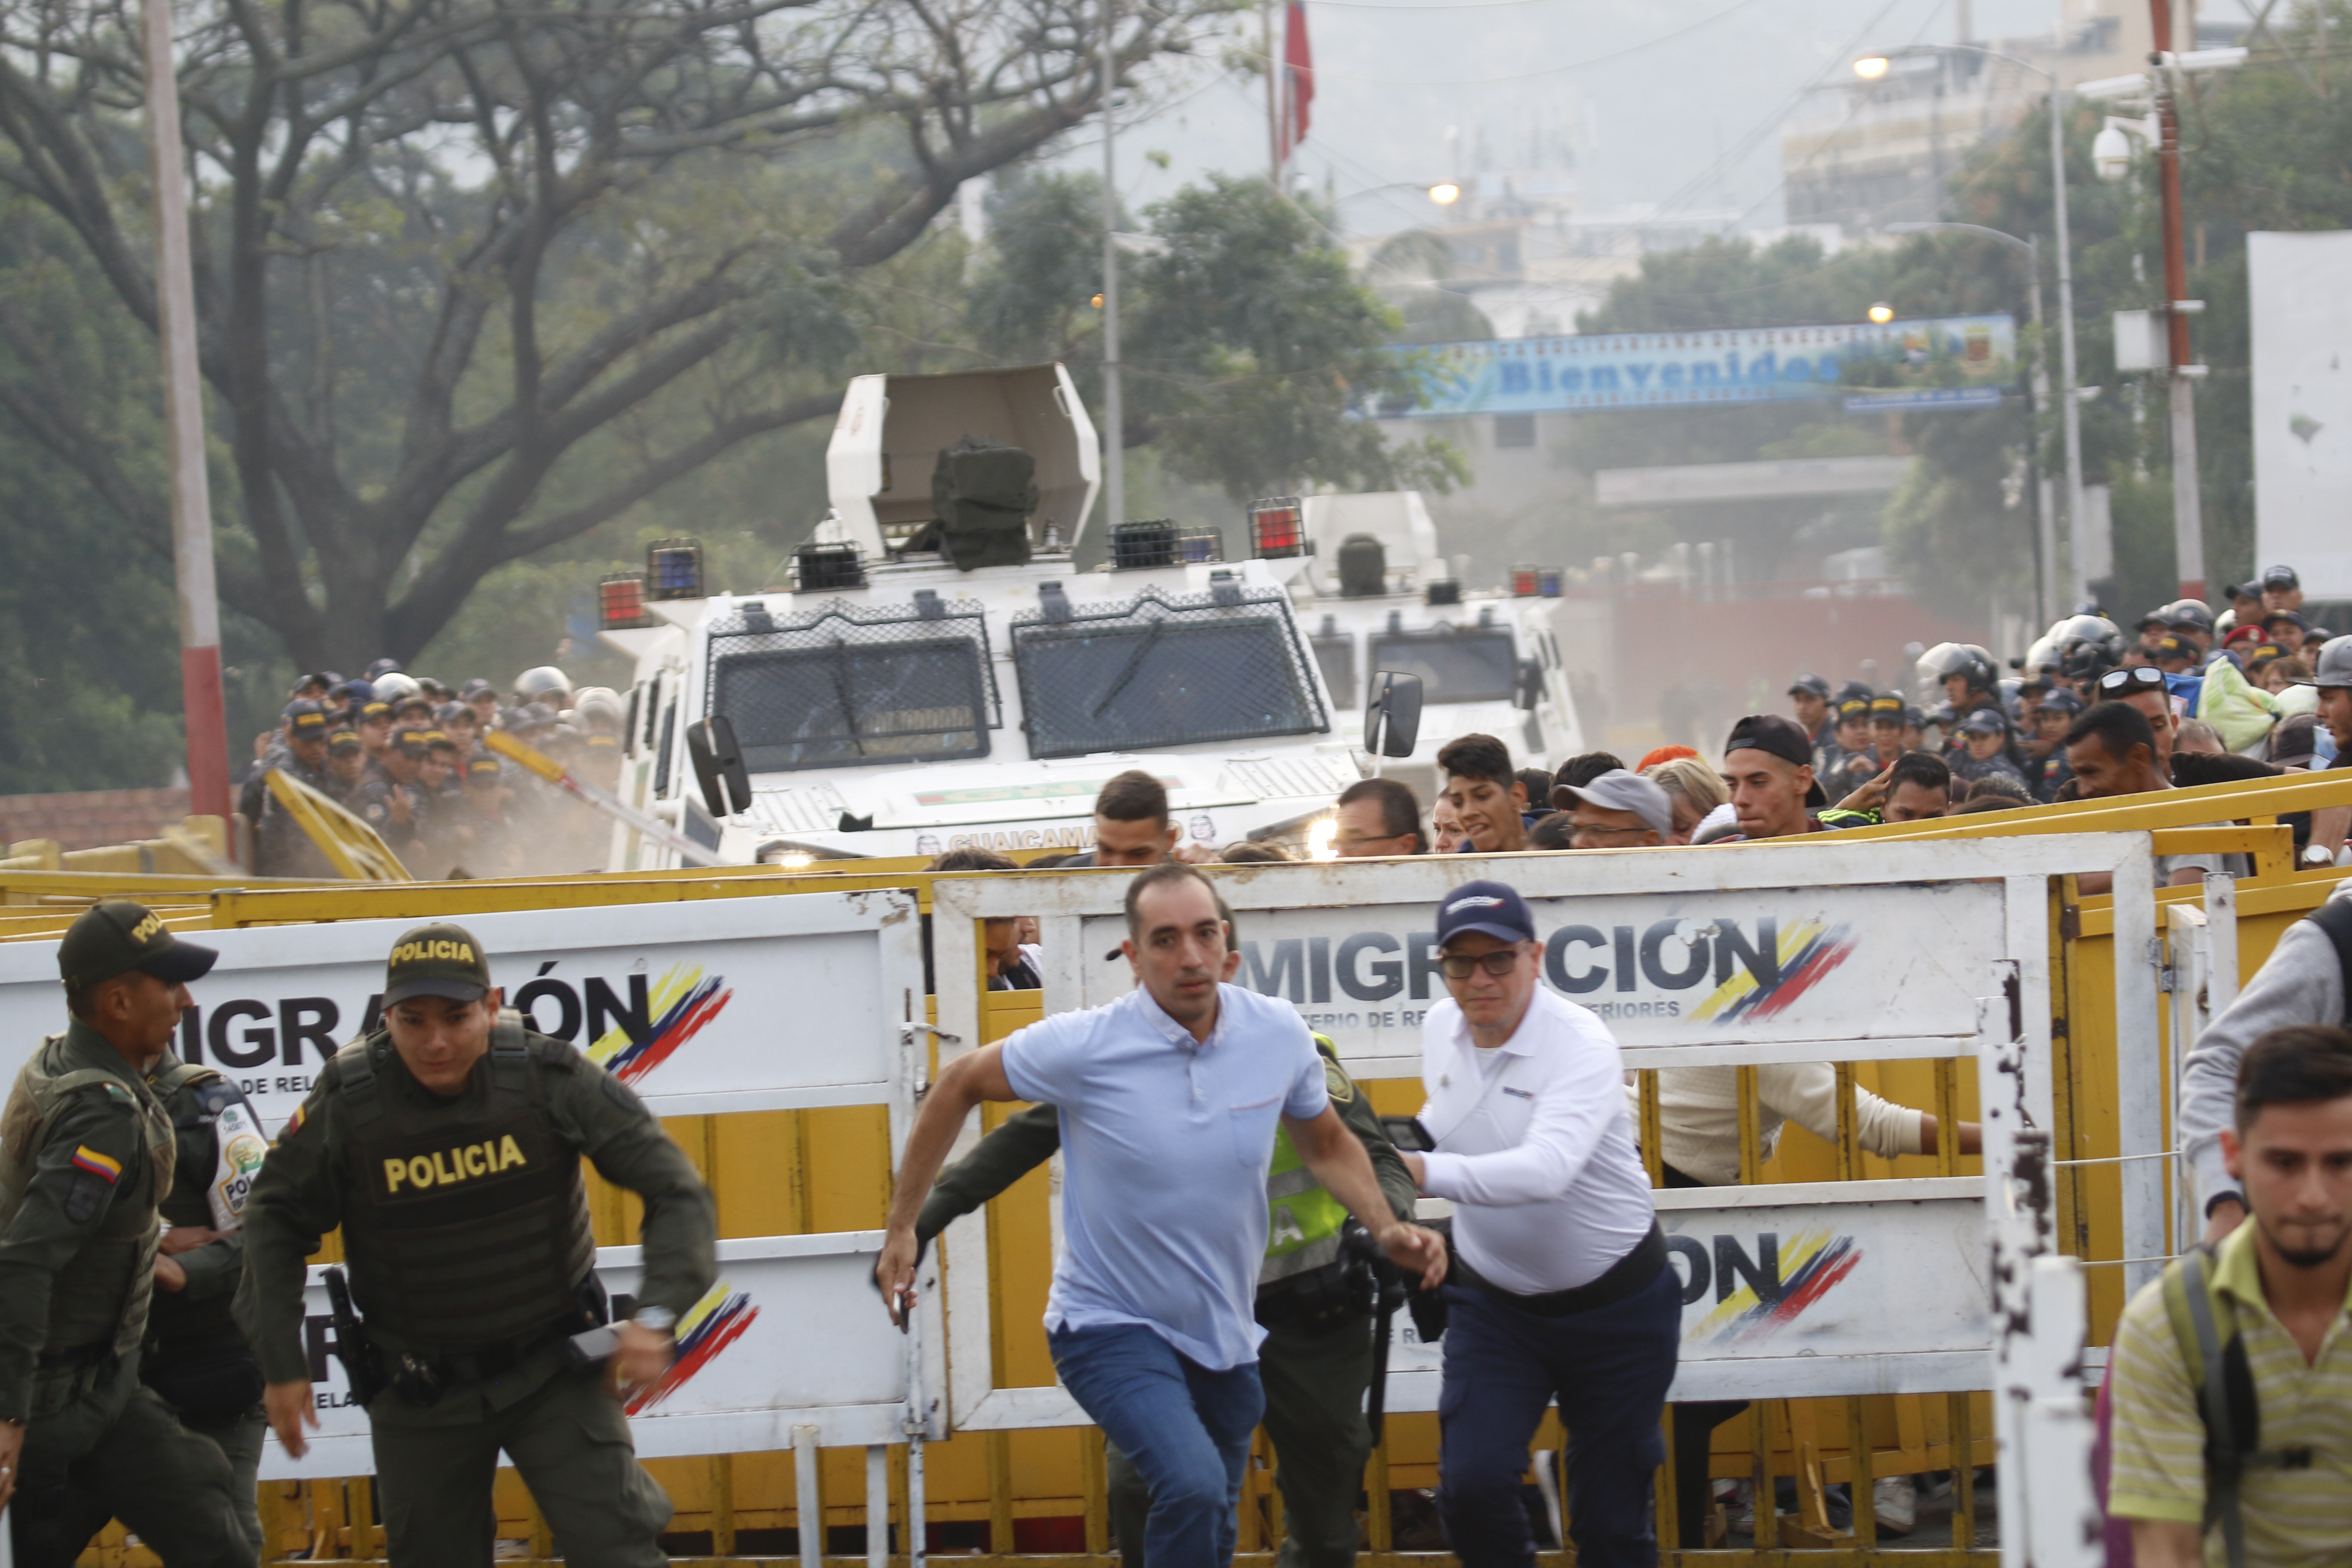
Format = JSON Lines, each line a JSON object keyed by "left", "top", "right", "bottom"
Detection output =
{"left": 1260, "top": 1125, "right": 1352, "bottom": 1284}
{"left": 1258, "top": 1035, "right": 1355, "bottom": 1286}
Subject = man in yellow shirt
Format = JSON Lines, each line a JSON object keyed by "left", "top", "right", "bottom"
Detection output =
{"left": 2106, "top": 1023, "right": 2352, "bottom": 1566}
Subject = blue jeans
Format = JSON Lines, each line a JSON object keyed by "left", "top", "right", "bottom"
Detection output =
{"left": 1050, "top": 1324, "right": 1265, "bottom": 1568}
{"left": 1436, "top": 1261, "right": 1681, "bottom": 1568}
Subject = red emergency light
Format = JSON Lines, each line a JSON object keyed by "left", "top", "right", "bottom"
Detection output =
{"left": 1248, "top": 496, "right": 1305, "bottom": 558}
{"left": 598, "top": 574, "right": 650, "bottom": 629}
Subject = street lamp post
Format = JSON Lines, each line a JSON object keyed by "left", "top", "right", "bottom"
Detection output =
{"left": 1859, "top": 45, "right": 2086, "bottom": 611}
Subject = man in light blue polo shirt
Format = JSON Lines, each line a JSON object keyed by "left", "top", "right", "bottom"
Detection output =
{"left": 878, "top": 862, "right": 1445, "bottom": 1568}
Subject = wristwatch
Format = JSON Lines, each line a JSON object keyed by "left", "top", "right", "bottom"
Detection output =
{"left": 2301, "top": 843, "right": 2337, "bottom": 868}
{"left": 631, "top": 1305, "right": 678, "bottom": 1334}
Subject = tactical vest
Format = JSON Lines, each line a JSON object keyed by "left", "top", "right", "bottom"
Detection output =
{"left": 333, "top": 1013, "right": 596, "bottom": 1353}
{"left": 1260, "top": 1125, "right": 1353, "bottom": 1287}
{"left": 0, "top": 1037, "right": 174, "bottom": 1360}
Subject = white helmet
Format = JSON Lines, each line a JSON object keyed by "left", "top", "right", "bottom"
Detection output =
{"left": 370, "top": 671, "right": 421, "bottom": 703}
{"left": 573, "top": 686, "right": 625, "bottom": 732}
{"left": 514, "top": 665, "right": 572, "bottom": 706}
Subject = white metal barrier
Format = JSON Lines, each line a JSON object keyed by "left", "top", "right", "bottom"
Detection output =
{"left": 931, "top": 834, "right": 2165, "bottom": 1564}
{"left": 0, "top": 891, "right": 946, "bottom": 1536}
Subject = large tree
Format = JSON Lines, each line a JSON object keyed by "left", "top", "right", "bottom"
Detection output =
{"left": 0, "top": 0, "right": 1219, "bottom": 668}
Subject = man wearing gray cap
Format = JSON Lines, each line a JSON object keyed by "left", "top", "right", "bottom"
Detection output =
{"left": 0, "top": 901, "right": 250, "bottom": 1565}
{"left": 1553, "top": 769, "right": 1671, "bottom": 849}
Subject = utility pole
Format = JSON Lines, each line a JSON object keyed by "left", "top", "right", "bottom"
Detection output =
{"left": 141, "top": 0, "right": 232, "bottom": 824}
{"left": 1100, "top": 0, "right": 1124, "bottom": 534}
{"left": 2148, "top": 0, "right": 2205, "bottom": 600}
{"left": 2049, "top": 83, "right": 2086, "bottom": 612}
{"left": 1264, "top": 0, "right": 1281, "bottom": 187}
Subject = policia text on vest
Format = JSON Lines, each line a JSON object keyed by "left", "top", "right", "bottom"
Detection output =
{"left": 0, "top": 901, "right": 252, "bottom": 1567}
{"left": 919, "top": 1037, "right": 1419, "bottom": 1568}
{"left": 234, "top": 922, "right": 719, "bottom": 1568}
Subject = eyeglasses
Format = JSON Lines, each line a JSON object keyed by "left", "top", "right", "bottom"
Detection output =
{"left": 1439, "top": 949, "right": 1525, "bottom": 980}
{"left": 1572, "top": 823, "right": 1656, "bottom": 843}
{"left": 2098, "top": 666, "right": 2168, "bottom": 692}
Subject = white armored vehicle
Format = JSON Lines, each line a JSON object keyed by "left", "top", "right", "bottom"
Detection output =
{"left": 1289, "top": 490, "right": 1584, "bottom": 806}
{"left": 594, "top": 365, "right": 1428, "bottom": 867}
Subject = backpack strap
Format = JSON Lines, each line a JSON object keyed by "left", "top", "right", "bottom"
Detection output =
{"left": 2305, "top": 894, "right": 2352, "bottom": 1029}
{"left": 2163, "top": 1245, "right": 2256, "bottom": 1568}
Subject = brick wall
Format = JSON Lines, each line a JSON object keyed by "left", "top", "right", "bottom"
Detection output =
{"left": 0, "top": 788, "right": 193, "bottom": 853}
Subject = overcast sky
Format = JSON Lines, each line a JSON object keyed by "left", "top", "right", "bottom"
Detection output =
{"left": 1048, "top": 0, "right": 2069, "bottom": 238}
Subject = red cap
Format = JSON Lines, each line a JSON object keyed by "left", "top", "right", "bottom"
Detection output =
{"left": 1635, "top": 744, "right": 1698, "bottom": 770}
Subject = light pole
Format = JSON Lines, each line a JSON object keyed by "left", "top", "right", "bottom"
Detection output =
{"left": 1858, "top": 45, "right": 2086, "bottom": 610}
{"left": 1889, "top": 220, "right": 2056, "bottom": 623}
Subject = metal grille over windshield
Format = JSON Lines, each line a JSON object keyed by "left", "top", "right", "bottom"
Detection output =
{"left": 707, "top": 600, "right": 999, "bottom": 773}
{"left": 1368, "top": 628, "right": 1516, "bottom": 704}
{"left": 1011, "top": 585, "right": 1329, "bottom": 760}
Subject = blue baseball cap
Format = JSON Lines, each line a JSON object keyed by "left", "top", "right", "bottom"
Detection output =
{"left": 1435, "top": 880, "right": 1536, "bottom": 947}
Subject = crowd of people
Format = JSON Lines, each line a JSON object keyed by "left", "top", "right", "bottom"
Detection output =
{"left": 237, "top": 660, "right": 623, "bottom": 879}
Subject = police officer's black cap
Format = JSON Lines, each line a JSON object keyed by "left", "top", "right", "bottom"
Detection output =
{"left": 467, "top": 756, "right": 501, "bottom": 779}
{"left": 58, "top": 900, "right": 218, "bottom": 993}
{"left": 1836, "top": 696, "right": 1870, "bottom": 720}
{"left": 394, "top": 728, "right": 431, "bottom": 756}
{"left": 460, "top": 678, "right": 497, "bottom": 699}
{"left": 382, "top": 922, "right": 493, "bottom": 1007}
{"left": 359, "top": 700, "right": 392, "bottom": 722}
{"left": 1787, "top": 672, "right": 1831, "bottom": 699}
{"left": 2263, "top": 564, "right": 2299, "bottom": 591}
{"left": 284, "top": 698, "right": 329, "bottom": 735}
{"left": 1869, "top": 694, "right": 1905, "bottom": 717}
{"left": 328, "top": 728, "right": 362, "bottom": 754}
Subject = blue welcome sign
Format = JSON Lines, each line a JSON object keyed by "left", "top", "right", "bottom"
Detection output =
{"left": 1392, "top": 314, "right": 2015, "bottom": 415}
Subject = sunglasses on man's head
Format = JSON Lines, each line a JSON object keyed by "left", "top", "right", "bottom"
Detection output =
{"left": 1439, "top": 949, "right": 1524, "bottom": 980}
{"left": 2098, "top": 666, "right": 2168, "bottom": 692}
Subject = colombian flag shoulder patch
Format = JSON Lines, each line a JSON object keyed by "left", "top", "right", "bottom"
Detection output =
{"left": 70, "top": 1146, "right": 122, "bottom": 1184}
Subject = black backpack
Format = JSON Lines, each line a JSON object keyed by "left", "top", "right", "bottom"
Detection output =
{"left": 929, "top": 435, "right": 1038, "bottom": 570}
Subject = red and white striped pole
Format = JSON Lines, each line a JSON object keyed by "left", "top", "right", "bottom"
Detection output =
{"left": 141, "top": 0, "right": 232, "bottom": 822}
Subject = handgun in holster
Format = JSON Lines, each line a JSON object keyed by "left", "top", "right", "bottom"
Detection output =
{"left": 322, "top": 1267, "right": 387, "bottom": 1409}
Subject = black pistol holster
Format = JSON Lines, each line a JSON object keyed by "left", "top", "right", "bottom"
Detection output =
{"left": 323, "top": 1267, "right": 387, "bottom": 1409}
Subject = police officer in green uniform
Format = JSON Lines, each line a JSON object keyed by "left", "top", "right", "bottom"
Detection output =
{"left": 0, "top": 901, "right": 251, "bottom": 1566}
{"left": 109, "top": 1056, "right": 274, "bottom": 1556}
{"left": 235, "top": 923, "right": 717, "bottom": 1567}
{"left": 920, "top": 955, "right": 1415, "bottom": 1568}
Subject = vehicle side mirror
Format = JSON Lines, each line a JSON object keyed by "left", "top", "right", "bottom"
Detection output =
{"left": 1514, "top": 657, "right": 1542, "bottom": 711}
{"left": 1364, "top": 671, "right": 1424, "bottom": 758}
{"left": 685, "top": 716, "right": 753, "bottom": 818}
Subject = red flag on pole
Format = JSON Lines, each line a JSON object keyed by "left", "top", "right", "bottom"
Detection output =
{"left": 1282, "top": 1, "right": 1313, "bottom": 160}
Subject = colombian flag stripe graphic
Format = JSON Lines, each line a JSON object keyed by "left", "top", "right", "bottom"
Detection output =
{"left": 1687, "top": 921, "right": 1857, "bottom": 1026}
{"left": 70, "top": 1146, "right": 122, "bottom": 1182}
{"left": 1687, "top": 1228, "right": 1862, "bottom": 1345}
{"left": 625, "top": 1278, "right": 760, "bottom": 1415}
{"left": 587, "top": 964, "right": 733, "bottom": 1085}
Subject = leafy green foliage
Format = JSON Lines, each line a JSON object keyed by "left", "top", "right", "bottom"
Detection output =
{"left": 1127, "top": 175, "right": 1465, "bottom": 502}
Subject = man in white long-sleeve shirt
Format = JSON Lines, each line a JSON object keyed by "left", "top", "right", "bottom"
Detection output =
{"left": 1398, "top": 879, "right": 1678, "bottom": 1568}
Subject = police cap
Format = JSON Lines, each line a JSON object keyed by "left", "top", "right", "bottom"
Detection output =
{"left": 382, "top": 922, "right": 492, "bottom": 1007}
{"left": 58, "top": 900, "right": 218, "bottom": 992}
